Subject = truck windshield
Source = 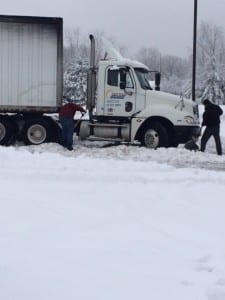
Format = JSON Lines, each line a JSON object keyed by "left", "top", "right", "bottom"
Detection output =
{"left": 134, "top": 68, "right": 152, "bottom": 90}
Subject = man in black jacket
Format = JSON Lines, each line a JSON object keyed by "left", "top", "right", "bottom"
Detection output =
{"left": 200, "top": 99, "right": 223, "bottom": 155}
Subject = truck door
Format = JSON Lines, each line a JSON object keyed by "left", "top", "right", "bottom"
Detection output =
{"left": 104, "top": 66, "right": 136, "bottom": 117}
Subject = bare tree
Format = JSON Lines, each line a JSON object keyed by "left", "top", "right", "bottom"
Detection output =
{"left": 64, "top": 28, "right": 88, "bottom": 70}
{"left": 135, "top": 47, "right": 161, "bottom": 72}
{"left": 161, "top": 55, "right": 188, "bottom": 80}
{"left": 135, "top": 47, "right": 190, "bottom": 95}
{"left": 159, "top": 55, "right": 190, "bottom": 96}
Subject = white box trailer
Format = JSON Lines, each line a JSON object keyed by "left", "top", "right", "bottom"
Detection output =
{"left": 0, "top": 15, "right": 63, "bottom": 145}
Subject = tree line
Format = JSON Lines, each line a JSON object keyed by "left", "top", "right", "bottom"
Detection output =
{"left": 63, "top": 21, "right": 225, "bottom": 104}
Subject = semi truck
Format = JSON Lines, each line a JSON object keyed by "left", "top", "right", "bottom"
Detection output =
{"left": 78, "top": 35, "right": 200, "bottom": 148}
{"left": 0, "top": 15, "right": 200, "bottom": 148}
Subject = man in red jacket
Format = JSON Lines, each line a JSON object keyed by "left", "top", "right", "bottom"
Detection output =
{"left": 59, "top": 100, "right": 86, "bottom": 150}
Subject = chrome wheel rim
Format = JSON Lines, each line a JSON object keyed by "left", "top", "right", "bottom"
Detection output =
{"left": 27, "top": 124, "right": 47, "bottom": 144}
{"left": 144, "top": 129, "right": 159, "bottom": 148}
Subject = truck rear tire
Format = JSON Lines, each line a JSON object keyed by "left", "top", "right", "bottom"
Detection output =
{"left": 141, "top": 122, "right": 169, "bottom": 149}
{"left": 22, "top": 118, "right": 52, "bottom": 145}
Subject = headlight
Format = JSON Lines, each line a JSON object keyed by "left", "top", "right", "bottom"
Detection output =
{"left": 184, "top": 116, "right": 195, "bottom": 124}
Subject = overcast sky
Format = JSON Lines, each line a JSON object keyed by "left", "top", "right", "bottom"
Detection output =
{"left": 1, "top": 0, "right": 225, "bottom": 57}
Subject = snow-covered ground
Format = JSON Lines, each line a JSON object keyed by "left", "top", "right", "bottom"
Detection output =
{"left": 1, "top": 106, "right": 225, "bottom": 300}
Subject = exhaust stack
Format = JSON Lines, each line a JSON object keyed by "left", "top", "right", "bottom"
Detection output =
{"left": 87, "top": 34, "right": 97, "bottom": 119}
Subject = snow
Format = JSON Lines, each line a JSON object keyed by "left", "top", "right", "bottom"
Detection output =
{"left": 1, "top": 106, "right": 225, "bottom": 300}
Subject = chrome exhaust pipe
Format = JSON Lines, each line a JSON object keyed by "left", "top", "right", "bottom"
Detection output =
{"left": 87, "top": 34, "right": 96, "bottom": 119}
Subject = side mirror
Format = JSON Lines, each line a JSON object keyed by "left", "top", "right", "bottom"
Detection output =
{"left": 155, "top": 72, "right": 161, "bottom": 91}
{"left": 119, "top": 69, "right": 127, "bottom": 90}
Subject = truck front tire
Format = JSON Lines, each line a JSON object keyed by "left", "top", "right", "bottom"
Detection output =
{"left": 141, "top": 122, "right": 169, "bottom": 149}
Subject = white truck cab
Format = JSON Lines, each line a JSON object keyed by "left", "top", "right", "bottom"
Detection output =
{"left": 79, "top": 35, "right": 200, "bottom": 148}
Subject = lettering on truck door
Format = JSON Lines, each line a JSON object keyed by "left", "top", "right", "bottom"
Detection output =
{"left": 104, "top": 67, "right": 136, "bottom": 117}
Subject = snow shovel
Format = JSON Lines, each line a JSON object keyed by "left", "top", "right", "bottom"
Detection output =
{"left": 74, "top": 112, "right": 85, "bottom": 132}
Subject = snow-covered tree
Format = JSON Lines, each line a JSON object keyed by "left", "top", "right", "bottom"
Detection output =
{"left": 63, "top": 60, "right": 89, "bottom": 103}
{"left": 196, "top": 22, "right": 225, "bottom": 104}
{"left": 63, "top": 29, "right": 89, "bottom": 102}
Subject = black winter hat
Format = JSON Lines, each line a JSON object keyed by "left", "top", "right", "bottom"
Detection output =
{"left": 202, "top": 99, "right": 211, "bottom": 105}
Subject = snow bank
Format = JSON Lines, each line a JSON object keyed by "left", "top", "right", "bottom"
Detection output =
{"left": 1, "top": 105, "right": 225, "bottom": 300}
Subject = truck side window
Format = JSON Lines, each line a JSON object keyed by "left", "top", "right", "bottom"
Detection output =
{"left": 125, "top": 72, "right": 134, "bottom": 88}
{"left": 107, "top": 69, "right": 119, "bottom": 86}
{"left": 107, "top": 68, "right": 134, "bottom": 88}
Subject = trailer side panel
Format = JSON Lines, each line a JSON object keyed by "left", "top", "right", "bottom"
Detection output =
{"left": 0, "top": 15, "right": 63, "bottom": 112}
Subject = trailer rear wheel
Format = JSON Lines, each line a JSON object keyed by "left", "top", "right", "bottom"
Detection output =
{"left": 0, "top": 117, "right": 17, "bottom": 146}
{"left": 22, "top": 119, "right": 52, "bottom": 145}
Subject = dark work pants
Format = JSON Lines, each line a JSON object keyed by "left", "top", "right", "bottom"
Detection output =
{"left": 200, "top": 125, "right": 222, "bottom": 155}
{"left": 59, "top": 116, "right": 75, "bottom": 150}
